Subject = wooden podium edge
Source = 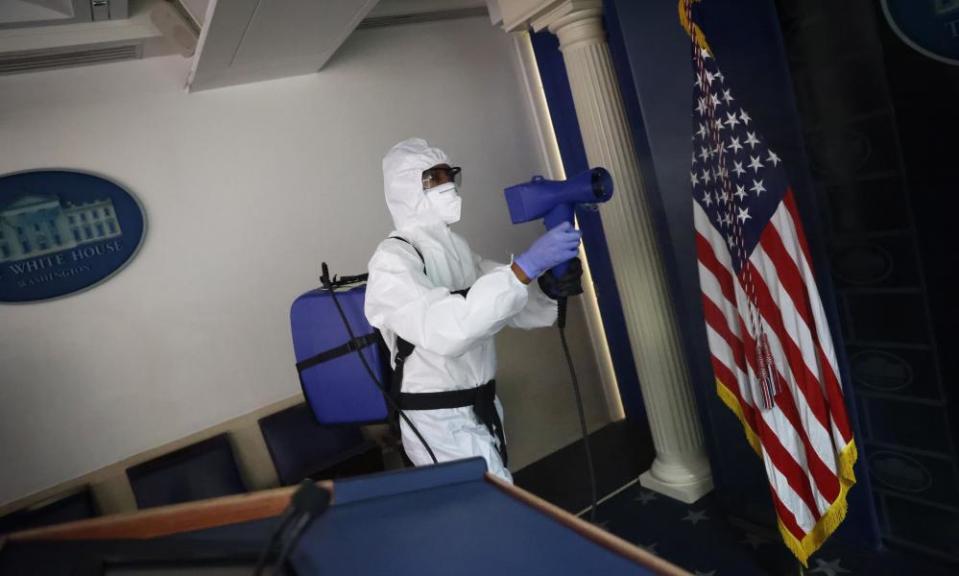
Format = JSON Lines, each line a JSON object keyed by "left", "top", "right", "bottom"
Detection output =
{"left": 7, "top": 481, "right": 333, "bottom": 542}
{"left": 485, "top": 474, "right": 691, "bottom": 576}
{"left": 8, "top": 470, "right": 686, "bottom": 575}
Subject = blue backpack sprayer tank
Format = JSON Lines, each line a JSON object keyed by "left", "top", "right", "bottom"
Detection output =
{"left": 504, "top": 166, "right": 614, "bottom": 521}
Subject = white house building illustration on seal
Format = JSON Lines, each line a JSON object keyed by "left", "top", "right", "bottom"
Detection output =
{"left": 0, "top": 194, "right": 123, "bottom": 264}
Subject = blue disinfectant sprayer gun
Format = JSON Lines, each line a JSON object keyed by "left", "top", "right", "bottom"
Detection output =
{"left": 503, "top": 167, "right": 613, "bottom": 524}
{"left": 504, "top": 167, "right": 614, "bottom": 278}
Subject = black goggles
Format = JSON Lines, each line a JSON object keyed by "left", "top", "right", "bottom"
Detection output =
{"left": 422, "top": 166, "right": 462, "bottom": 190}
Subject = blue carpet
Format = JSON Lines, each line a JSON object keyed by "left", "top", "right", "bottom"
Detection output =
{"left": 592, "top": 483, "right": 954, "bottom": 576}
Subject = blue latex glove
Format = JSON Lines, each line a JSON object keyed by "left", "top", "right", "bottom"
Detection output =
{"left": 514, "top": 221, "right": 582, "bottom": 280}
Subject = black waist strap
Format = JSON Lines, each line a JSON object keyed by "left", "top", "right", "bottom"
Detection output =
{"left": 296, "top": 333, "right": 379, "bottom": 373}
{"left": 398, "top": 380, "right": 507, "bottom": 466}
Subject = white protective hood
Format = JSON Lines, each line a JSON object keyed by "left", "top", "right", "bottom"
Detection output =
{"left": 382, "top": 137, "right": 450, "bottom": 231}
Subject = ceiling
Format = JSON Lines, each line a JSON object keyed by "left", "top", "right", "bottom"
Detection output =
{"left": 0, "top": 0, "right": 491, "bottom": 84}
{"left": 187, "top": 0, "right": 489, "bottom": 92}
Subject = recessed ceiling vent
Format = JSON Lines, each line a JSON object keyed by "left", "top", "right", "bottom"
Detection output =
{"left": 0, "top": 42, "right": 140, "bottom": 75}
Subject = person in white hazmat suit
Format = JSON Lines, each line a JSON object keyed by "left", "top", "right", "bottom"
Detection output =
{"left": 365, "top": 138, "right": 584, "bottom": 482}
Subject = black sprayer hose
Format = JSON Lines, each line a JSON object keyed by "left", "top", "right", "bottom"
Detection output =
{"left": 269, "top": 512, "right": 313, "bottom": 576}
{"left": 557, "top": 296, "right": 599, "bottom": 523}
{"left": 251, "top": 507, "right": 297, "bottom": 576}
{"left": 324, "top": 276, "right": 439, "bottom": 465}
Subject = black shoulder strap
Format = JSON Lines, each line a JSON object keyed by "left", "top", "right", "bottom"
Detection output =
{"left": 385, "top": 237, "right": 422, "bottom": 399}
{"left": 387, "top": 236, "right": 470, "bottom": 298}
{"left": 385, "top": 235, "right": 472, "bottom": 396}
{"left": 389, "top": 335, "right": 415, "bottom": 411}
{"left": 388, "top": 236, "right": 426, "bottom": 274}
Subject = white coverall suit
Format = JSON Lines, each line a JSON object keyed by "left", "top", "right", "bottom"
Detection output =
{"left": 364, "top": 138, "right": 558, "bottom": 482}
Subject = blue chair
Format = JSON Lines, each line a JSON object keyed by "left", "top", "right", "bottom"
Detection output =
{"left": 0, "top": 486, "right": 98, "bottom": 535}
{"left": 259, "top": 403, "right": 383, "bottom": 486}
{"left": 126, "top": 433, "right": 247, "bottom": 509}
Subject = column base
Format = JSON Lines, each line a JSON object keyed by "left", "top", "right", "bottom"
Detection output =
{"left": 639, "top": 470, "right": 714, "bottom": 504}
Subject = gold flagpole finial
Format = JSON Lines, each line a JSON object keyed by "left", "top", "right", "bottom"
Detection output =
{"left": 679, "top": 0, "right": 711, "bottom": 54}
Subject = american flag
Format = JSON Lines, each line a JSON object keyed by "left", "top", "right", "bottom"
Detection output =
{"left": 687, "top": 19, "right": 858, "bottom": 566}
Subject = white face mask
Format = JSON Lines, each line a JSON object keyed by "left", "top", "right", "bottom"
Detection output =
{"left": 425, "top": 182, "right": 462, "bottom": 225}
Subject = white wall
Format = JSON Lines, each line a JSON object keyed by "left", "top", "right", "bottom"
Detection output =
{"left": 0, "top": 17, "right": 612, "bottom": 506}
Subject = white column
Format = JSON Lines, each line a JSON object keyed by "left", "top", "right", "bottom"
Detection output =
{"left": 501, "top": 0, "right": 713, "bottom": 503}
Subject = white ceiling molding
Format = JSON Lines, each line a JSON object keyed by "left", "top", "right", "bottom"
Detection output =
{"left": 365, "top": 0, "right": 485, "bottom": 19}
{"left": 179, "top": 0, "right": 211, "bottom": 27}
{"left": 357, "top": 5, "right": 488, "bottom": 30}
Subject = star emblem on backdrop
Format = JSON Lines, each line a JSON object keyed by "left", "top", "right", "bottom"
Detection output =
{"left": 634, "top": 490, "right": 659, "bottom": 505}
{"left": 682, "top": 509, "right": 710, "bottom": 525}
{"left": 739, "top": 532, "right": 768, "bottom": 550}
{"left": 807, "top": 558, "right": 850, "bottom": 576}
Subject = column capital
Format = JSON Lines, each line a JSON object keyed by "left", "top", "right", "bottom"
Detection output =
{"left": 494, "top": 0, "right": 601, "bottom": 34}
{"left": 545, "top": 6, "right": 604, "bottom": 52}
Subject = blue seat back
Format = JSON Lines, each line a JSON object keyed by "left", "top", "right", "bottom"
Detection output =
{"left": 0, "top": 486, "right": 98, "bottom": 534}
{"left": 259, "top": 403, "right": 371, "bottom": 486}
{"left": 126, "top": 434, "right": 247, "bottom": 509}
